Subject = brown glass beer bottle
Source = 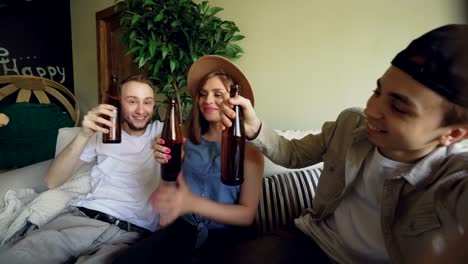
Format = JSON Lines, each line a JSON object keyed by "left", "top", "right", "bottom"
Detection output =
{"left": 161, "top": 98, "right": 183, "bottom": 181}
{"left": 103, "top": 75, "right": 122, "bottom": 144}
{"left": 221, "top": 85, "right": 245, "bottom": 186}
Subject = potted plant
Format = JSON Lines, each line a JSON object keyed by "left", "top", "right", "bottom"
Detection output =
{"left": 114, "top": 0, "right": 245, "bottom": 121}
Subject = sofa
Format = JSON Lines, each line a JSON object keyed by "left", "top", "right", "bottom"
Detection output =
{"left": 0, "top": 126, "right": 323, "bottom": 240}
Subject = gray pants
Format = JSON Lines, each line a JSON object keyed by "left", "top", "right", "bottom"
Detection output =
{"left": 0, "top": 207, "right": 141, "bottom": 264}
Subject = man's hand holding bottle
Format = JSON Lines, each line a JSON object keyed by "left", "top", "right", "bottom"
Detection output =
{"left": 80, "top": 104, "right": 117, "bottom": 138}
{"left": 219, "top": 92, "right": 262, "bottom": 140}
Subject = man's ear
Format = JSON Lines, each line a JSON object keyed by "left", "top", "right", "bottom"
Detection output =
{"left": 440, "top": 126, "right": 468, "bottom": 146}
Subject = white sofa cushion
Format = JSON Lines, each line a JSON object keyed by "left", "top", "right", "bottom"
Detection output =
{"left": 55, "top": 127, "right": 81, "bottom": 155}
{"left": 262, "top": 129, "right": 323, "bottom": 177}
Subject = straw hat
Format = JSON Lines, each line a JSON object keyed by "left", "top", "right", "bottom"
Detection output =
{"left": 187, "top": 55, "right": 254, "bottom": 106}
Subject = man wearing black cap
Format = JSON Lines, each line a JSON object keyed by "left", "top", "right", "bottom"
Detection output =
{"left": 220, "top": 24, "right": 468, "bottom": 263}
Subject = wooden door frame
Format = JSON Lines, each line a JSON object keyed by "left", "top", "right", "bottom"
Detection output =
{"left": 96, "top": 5, "right": 124, "bottom": 103}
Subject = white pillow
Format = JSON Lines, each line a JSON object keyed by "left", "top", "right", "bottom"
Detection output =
{"left": 54, "top": 127, "right": 95, "bottom": 179}
{"left": 262, "top": 129, "right": 323, "bottom": 177}
{"left": 275, "top": 129, "right": 321, "bottom": 140}
{"left": 55, "top": 127, "right": 81, "bottom": 156}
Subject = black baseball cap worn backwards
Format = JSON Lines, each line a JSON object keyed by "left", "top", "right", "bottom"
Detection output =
{"left": 391, "top": 24, "right": 468, "bottom": 107}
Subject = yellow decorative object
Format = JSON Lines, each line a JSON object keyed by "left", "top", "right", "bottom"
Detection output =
{"left": 0, "top": 75, "right": 80, "bottom": 126}
{"left": 0, "top": 113, "right": 8, "bottom": 127}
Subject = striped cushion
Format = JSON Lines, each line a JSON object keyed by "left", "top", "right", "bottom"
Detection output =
{"left": 255, "top": 168, "right": 322, "bottom": 234}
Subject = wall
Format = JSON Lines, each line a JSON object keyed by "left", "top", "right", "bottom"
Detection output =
{"left": 70, "top": 0, "right": 114, "bottom": 117}
{"left": 207, "top": 0, "right": 464, "bottom": 130}
{"left": 71, "top": 0, "right": 464, "bottom": 129}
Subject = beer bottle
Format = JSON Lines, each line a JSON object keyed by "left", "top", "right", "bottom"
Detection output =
{"left": 221, "top": 85, "right": 245, "bottom": 186}
{"left": 103, "top": 74, "right": 122, "bottom": 144}
{"left": 161, "top": 98, "right": 183, "bottom": 181}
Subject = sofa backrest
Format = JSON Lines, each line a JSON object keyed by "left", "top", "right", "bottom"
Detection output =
{"left": 263, "top": 129, "right": 323, "bottom": 177}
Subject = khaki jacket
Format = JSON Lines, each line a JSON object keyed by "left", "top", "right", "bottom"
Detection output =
{"left": 252, "top": 108, "right": 468, "bottom": 263}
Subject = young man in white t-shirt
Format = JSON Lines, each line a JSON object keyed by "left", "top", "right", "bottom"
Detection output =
{"left": 0, "top": 75, "right": 163, "bottom": 263}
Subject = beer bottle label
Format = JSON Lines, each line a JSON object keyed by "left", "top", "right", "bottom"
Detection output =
{"left": 109, "top": 108, "right": 118, "bottom": 140}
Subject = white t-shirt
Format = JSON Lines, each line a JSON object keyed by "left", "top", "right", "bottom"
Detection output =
{"left": 329, "top": 148, "right": 413, "bottom": 263}
{"left": 70, "top": 121, "right": 163, "bottom": 231}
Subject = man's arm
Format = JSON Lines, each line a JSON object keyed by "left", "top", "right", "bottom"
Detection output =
{"left": 44, "top": 104, "right": 116, "bottom": 189}
{"left": 44, "top": 133, "right": 90, "bottom": 189}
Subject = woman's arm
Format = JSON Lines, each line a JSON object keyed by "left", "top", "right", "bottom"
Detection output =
{"left": 155, "top": 143, "right": 264, "bottom": 227}
{"left": 190, "top": 143, "right": 264, "bottom": 225}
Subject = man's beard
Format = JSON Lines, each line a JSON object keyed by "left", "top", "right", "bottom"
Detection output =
{"left": 123, "top": 116, "right": 151, "bottom": 132}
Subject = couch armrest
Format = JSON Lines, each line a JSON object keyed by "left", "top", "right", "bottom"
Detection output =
{"left": 0, "top": 159, "right": 51, "bottom": 208}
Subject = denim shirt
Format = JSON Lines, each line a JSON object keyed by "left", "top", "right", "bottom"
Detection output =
{"left": 182, "top": 138, "right": 241, "bottom": 247}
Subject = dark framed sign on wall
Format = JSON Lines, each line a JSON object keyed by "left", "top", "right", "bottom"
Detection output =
{"left": 0, "top": 0, "right": 74, "bottom": 93}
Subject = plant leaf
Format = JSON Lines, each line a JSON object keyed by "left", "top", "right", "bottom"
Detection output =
{"left": 171, "top": 20, "right": 182, "bottom": 28}
{"left": 229, "top": 35, "right": 245, "bottom": 42}
{"left": 129, "top": 30, "right": 136, "bottom": 39}
{"left": 201, "top": 1, "right": 209, "bottom": 14}
{"left": 170, "top": 59, "right": 177, "bottom": 73}
{"left": 149, "top": 40, "right": 156, "bottom": 57}
{"left": 138, "top": 56, "right": 147, "bottom": 68}
{"left": 131, "top": 14, "right": 140, "bottom": 26}
{"left": 155, "top": 11, "right": 164, "bottom": 22}
{"left": 126, "top": 46, "right": 140, "bottom": 55}
{"left": 135, "top": 38, "right": 145, "bottom": 45}
{"left": 162, "top": 84, "right": 173, "bottom": 93}
{"left": 153, "top": 58, "right": 163, "bottom": 75}
{"left": 207, "top": 7, "right": 223, "bottom": 16}
{"left": 162, "top": 45, "right": 169, "bottom": 59}
{"left": 190, "top": 53, "right": 198, "bottom": 62}
{"left": 143, "top": 0, "right": 156, "bottom": 7}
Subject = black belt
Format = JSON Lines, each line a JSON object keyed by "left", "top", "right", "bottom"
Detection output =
{"left": 77, "top": 207, "right": 150, "bottom": 235}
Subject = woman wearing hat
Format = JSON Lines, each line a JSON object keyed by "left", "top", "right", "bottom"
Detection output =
{"left": 113, "top": 55, "right": 264, "bottom": 263}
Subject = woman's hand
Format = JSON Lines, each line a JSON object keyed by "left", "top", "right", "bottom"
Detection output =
{"left": 152, "top": 137, "right": 187, "bottom": 163}
{"left": 152, "top": 137, "right": 171, "bottom": 163}
{"left": 152, "top": 172, "right": 195, "bottom": 226}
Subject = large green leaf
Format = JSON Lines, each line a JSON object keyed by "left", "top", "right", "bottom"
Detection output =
{"left": 131, "top": 14, "right": 141, "bottom": 26}
{"left": 155, "top": 11, "right": 164, "bottom": 22}
{"left": 171, "top": 20, "right": 182, "bottom": 28}
{"left": 229, "top": 35, "right": 245, "bottom": 42}
{"left": 135, "top": 38, "right": 146, "bottom": 45}
{"left": 170, "top": 59, "right": 177, "bottom": 73}
{"left": 152, "top": 58, "right": 163, "bottom": 75}
{"left": 161, "top": 45, "right": 169, "bottom": 59}
{"left": 207, "top": 7, "right": 223, "bottom": 16}
{"left": 149, "top": 40, "right": 156, "bottom": 57}
{"left": 143, "top": 0, "right": 156, "bottom": 7}
{"left": 126, "top": 46, "right": 140, "bottom": 55}
{"left": 138, "top": 56, "right": 148, "bottom": 68}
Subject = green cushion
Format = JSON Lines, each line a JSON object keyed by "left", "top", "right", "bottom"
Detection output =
{"left": 0, "top": 102, "right": 74, "bottom": 169}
